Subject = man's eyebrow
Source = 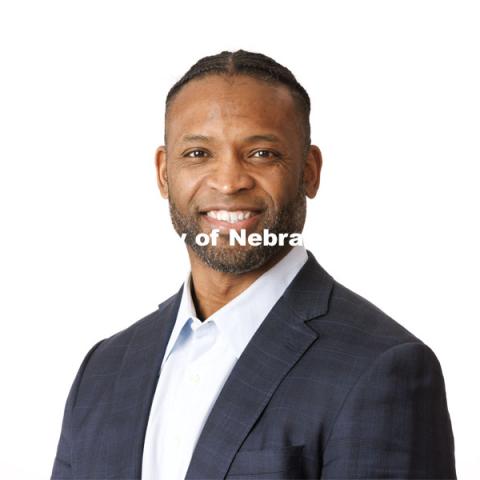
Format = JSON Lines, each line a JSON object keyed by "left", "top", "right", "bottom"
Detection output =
{"left": 178, "top": 133, "right": 282, "bottom": 144}
{"left": 180, "top": 134, "right": 211, "bottom": 143}
{"left": 243, "top": 134, "right": 281, "bottom": 143}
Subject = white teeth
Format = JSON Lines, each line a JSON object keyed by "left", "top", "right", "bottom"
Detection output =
{"left": 205, "top": 210, "right": 255, "bottom": 223}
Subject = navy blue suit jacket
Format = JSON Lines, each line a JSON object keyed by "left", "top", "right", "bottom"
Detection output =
{"left": 51, "top": 251, "right": 456, "bottom": 479}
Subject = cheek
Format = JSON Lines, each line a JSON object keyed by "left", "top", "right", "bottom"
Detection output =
{"left": 168, "top": 168, "right": 205, "bottom": 203}
{"left": 255, "top": 172, "right": 299, "bottom": 206}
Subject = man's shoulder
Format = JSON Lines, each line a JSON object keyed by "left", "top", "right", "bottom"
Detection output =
{"left": 333, "top": 279, "right": 418, "bottom": 339}
{"left": 295, "top": 276, "right": 446, "bottom": 403}
{"left": 298, "top": 252, "right": 421, "bottom": 348}
{"left": 306, "top": 276, "right": 423, "bottom": 358}
{"left": 84, "top": 290, "right": 180, "bottom": 367}
{"left": 61, "top": 290, "right": 182, "bottom": 414}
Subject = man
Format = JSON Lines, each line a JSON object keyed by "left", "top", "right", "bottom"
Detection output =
{"left": 51, "top": 50, "right": 456, "bottom": 479}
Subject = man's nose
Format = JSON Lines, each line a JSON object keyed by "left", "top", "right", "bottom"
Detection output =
{"left": 206, "top": 153, "right": 255, "bottom": 194}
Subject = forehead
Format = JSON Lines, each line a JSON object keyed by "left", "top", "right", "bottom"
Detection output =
{"left": 165, "top": 75, "right": 303, "bottom": 144}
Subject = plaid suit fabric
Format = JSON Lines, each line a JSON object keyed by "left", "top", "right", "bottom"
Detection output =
{"left": 52, "top": 251, "right": 456, "bottom": 479}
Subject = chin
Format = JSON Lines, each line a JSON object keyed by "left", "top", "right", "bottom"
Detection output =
{"left": 191, "top": 242, "right": 282, "bottom": 274}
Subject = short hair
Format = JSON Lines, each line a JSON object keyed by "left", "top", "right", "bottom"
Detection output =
{"left": 164, "top": 50, "right": 311, "bottom": 151}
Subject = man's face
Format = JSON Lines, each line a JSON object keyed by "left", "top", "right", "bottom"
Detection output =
{"left": 156, "top": 74, "right": 321, "bottom": 274}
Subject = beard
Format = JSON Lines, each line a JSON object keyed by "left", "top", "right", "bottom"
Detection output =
{"left": 168, "top": 183, "right": 307, "bottom": 274}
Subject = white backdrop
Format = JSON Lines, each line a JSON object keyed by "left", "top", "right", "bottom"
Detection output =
{"left": 1, "top": 1, "right": 478, "bottom": 478}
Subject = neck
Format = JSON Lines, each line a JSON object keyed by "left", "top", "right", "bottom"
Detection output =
{"left": 187, "top": 246, "right": 293, "bottom": 320}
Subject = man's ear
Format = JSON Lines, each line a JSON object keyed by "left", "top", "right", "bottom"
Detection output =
{"left": 303, "top": 145, "right": 322, "bottom": 198}
{"left": 155, "top": 146, "right": 168, "bottom": 198}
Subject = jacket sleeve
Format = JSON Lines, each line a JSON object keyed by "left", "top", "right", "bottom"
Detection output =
{"left": 51, "top": 340, "right": 104, "bottom": 480}
{"left": 321, "top": 341, "right": 456, "bottom": 479}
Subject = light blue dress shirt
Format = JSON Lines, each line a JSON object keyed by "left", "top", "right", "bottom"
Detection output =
{"left": 141, "top": 246, "right": 308, "bottom": 480}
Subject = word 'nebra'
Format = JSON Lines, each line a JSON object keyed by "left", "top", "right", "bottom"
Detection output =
{"left": 181, "top": 229, "right": 303, "bottom": 246}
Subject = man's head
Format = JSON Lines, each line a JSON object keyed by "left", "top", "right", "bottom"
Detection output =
{"left": 156, "top": 50, "right": 322, "bottom": 274}
{"left": 165, "top": 50, "right": 312, "bottom": 153}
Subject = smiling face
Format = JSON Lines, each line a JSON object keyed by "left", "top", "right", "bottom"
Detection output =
{"left": 156, "top": 74, "right": 321, "bottom": 274}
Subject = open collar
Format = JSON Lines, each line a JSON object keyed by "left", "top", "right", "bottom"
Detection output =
{"left": 163, "top": 246, "right": 308, "bottom": 363}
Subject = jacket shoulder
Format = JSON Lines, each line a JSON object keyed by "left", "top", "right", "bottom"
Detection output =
{"left": 78, "top": 291, "right": 180, "bottom": 377}
{"left": 306, "top": 277, "right": 425, "bottom": 363}
{"left": 332, "top": 280, "right": 419, "bottom": 340}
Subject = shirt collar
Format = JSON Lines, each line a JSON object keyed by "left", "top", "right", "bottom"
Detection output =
{"left": 163, "top": 246, "right": 308, "bottom": 363}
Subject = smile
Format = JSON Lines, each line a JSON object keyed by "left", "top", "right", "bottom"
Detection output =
{"left": 205, "top": 210, "right": 255, "bottom": 224}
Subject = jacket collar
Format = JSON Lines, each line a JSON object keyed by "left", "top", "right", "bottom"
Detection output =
{"left": 282, "top": 249, "right": 333, "bottom": 321}
{"left": 165, "top": 246, "right": 309, "bottom": 362}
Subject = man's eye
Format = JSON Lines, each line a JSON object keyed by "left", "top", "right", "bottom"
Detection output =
{"left": 185, "top": 150, "right": 208, "bottom": 158}
{"left": 251, "top": 150, "right": 279, "bottom": 159}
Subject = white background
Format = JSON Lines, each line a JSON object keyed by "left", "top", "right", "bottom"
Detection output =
{"left": 1, "top": 1, "right": 478, "bottom": 478}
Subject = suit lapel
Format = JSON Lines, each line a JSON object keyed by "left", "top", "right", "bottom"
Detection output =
{"left": 185, "top": 251, "right": 334, "bottom": 479}
{"left": 104, "top": 287, "right": 183, "bottom": 479}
